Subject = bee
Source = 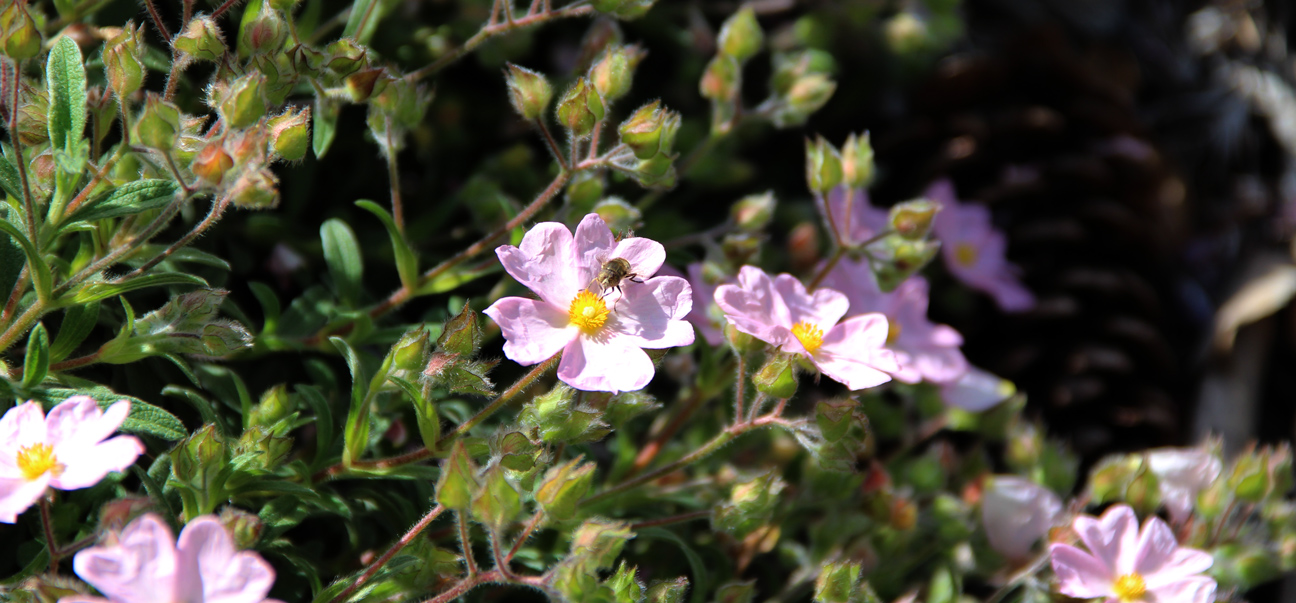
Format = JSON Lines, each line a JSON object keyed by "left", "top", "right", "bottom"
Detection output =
{"left": 591, "top": 257, "right": 645, "bottom": 310}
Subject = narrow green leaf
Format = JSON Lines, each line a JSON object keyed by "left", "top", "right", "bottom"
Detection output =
{"left": 248, "top": 281, "right": 281, "bottom": 334}
{"left": 320, "top": 219, "right": 363, "bottom": 306}
{"left": 312, "top": 96, "right": 339, "bottom": 158}
{"left": 0, "top": 218, "right": 53, "bottom": 300}
{"left": 22, "top": 323, "right": 49, "bottom": 388}
{"left": 356, "top": 199, "right": 418, "bottom": 289}
{"left": 46, "top": 36, "right": 87, "bottom": 152}
{"left": 72, "top": 272, "right": 207, "bottom": 303}
{"left": 331, "top": 336, "right": 370, "bottom": 467}
{"left": 342, "top": 0, "right": 381, "bottom": 45}
{"left": 67, "top": 179, "right": 178, "bottom": 224}
{"left": 296, "top": 384, "right": 335, "bottom": 469}
{"left": 50, "top": 301, "right": 99, "bottom": 361}
{"left": 391, "top": 374, "right": 438, "bottom": 451}
{"left": 162, "top": 386, "right": 223, "bottom": 433}
{"left": 0, "top": 153, "right": 21, "bottom": 201}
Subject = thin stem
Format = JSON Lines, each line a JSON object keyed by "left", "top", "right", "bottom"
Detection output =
{"left": 2, "top": 266, "right": 28, "bottom": 322}
{"left": 582, "top": 430, "right": 737, "bottom": 507}
{"left": 49, "top": 350, "right": 101, "bottom": 372}
{"left": 163, "top": 52, "right": 187, "bottom": 102}
{"left": 329, "top": 505, "right": 447, "bottom": 603}
{"left": 733, "top": 352, "right": 746, "bottom": 424}
{"left": 64, "top": 147, "right": 125, "bottom": 217}
{"left": 162, "top": 152, "right": 193, "bottom": 195}
{"left": 489, "top": 528, "right": 517, "bottom": 580}
{"left": 9, "top": 68, "right": 39, "bottom": 245}
{"left": 39, "top": 497, "right": 58, "bottom": 571}
{"left": 54, "top": 196, "right": 186, "bottom": 297}
{"left": 505, "top": 511, "right": 543, "bottom": 563}
{"left": 537, "top": 120, "right": 567, "bottom": 171}
{"left": 119, "top": 194, "right": 230, "bottom": 280}
{"left": 586, "top": 120, "right": 602, "bottom": 161}
{"left": 142, "top": 0, "right": 172, "bottom": 40}
{"left": 458, "top": 511, "right": 479, "bottom": 577}
{"left": 210, "top": 0, "right": 242, "bottom": 20}
{"left": 408, "top": 3, "right": 593, "bottom": 81}
{"left": 629, "top": 510, "right": 711, "bottom": 530}
{"left": 384, "top": 120, "right": 405, "bottom": 233}
{"left": 626, "top": 391, "right": 704, "bottom": 479}
{"left": 0, "top": 299, "right": 43, "bottom": 356}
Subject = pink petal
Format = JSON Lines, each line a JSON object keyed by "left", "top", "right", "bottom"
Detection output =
{"left": 573, "top": 213, "right": 618, "bottom": 287}
{"left": 823, "top": 187, "right": 889, "bottom": 245}
{"left": 715, "top": 266, "right": 791, "bottom": 345}
{"left": 557, "top": 335, "right": 655, "bottom": 393}
{"left": 496, "top": 222, "right": 579, "bottom": 307}
{"left": 1049, "top": 543, "right": 1115, "bottom": 598}
{"left": 813, "top": 314, "right": 897, "bottom": 391}
{"left": 986, "top": 275, "right": 1036, "bottom": 313}
{"left": 46, "top": 397, "right": 129, "bottom": 450}
{"left": 611, "top": 276, "right": 694, "bottom": 349}
{"left": 1145, "top": 548, "right": 1213, "bottom": 589}
{"left": 1130, "top": 515, "right": 1180, "bottom": 578}
{"left": 74, "top": 514, "right": 182, "bottom": 603}
{"left": 179, "top": 516, "right": 275, "bottom": 603}
{"left": 772, "top": 274, "right": 848, "bottom": 328}
{"left": 1147, "top": 576, "right": 1216, "bottom": 603}
{"left": 484, "top": 297, "right": 574, "bottom": 366}
{"left": 56, "top": 598, "right": 111, "bottom": 603}
{"left": 0, "top": 475, "right": 50, "bottom": 523}
{"left": 609, "top": 237, "right": 666, "bottom": 280}
{"left": 0, "top": 402, "right": 48, "bottom": 453}
{"left": 684, "top": 263, "right": 726, "bottom": 347}
{"left": 982, "top": 476, "right": 1062, "bottom": 561}
{"left": 50, "top": 435, "right": 144, "bottom": 490}
{"left": 939, "top": 367, "right": 1013, "bottom": 412}
{"left": 907, "top": 330, "right": 969, "bottom": 384}
{"left": 1074, "top": 504, "right": 1139, "bottom": 576}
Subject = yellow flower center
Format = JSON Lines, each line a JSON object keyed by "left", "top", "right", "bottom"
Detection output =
{"left": 791, "top": 322, "right": 825, "bottom": 354}
{"left": 1113, "top": 573, "right": 1146, "bottom": 602}
{"left": 886, "top": 319, "right": 902, "bottom": 345}
{"left": 568, "top": 290, "right": 610, "bottom": 335}
{"left": 16, "top": 443, "right": 63, "bottom": 481}
{"left": 954, "top": 242, "right": 978, "bottom": 266}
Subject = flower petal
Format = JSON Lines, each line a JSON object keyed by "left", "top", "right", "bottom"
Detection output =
{"left": 51, "top": 435, "right": 145, "bottom": 490}
{"left": 813, "top": 314, "right": 897, "bottom": 391}
{"left": 981, "top": 476, "right": 1062, "bottom": 561}
{"left": 74, "top": 514, "right": 182, "bottom": 603}
{"left": 610, "top": 237, "right": 666, "bottom": 280}
{"left": 715, "top": 266, "right": 792, "bottom": 345}
{"left": 0, "top": 402, "right": 48, "bottom": 454}
{"left": 484, "top": 297, "right": 574, "bottom": 366}
{"left": 497, "top": 222, "right": 579, "bottom": 307}
{"left": 179, "top": 516, "right": 276, "bottom": 603}
{"left": 573, "top": 213, "right": 618, "bottom": 287}
{"left": 1145, "top": 547, "right": 1213, "bottom": 589}
{"left": 0, "top": 475, "right": 49, "bottom": 523}
{"left": 1074, "top": 504, "right": 1139, "bottom": 576}
{"left": 46, "top": 397, "right": 129, "bottom": 450}
{"left": 611, "top": 276, "right": 694, "bottom": 349}
{"left": 939, "top": 367, "right": 1014, "bottom": 412}
{"left": 558, "top": 335, "right": 655, "bottom": 393}
{"left": 819, "top": 257, "right": 885, "bottom": 316}
{"left": 1130, "top": 515, "right": 1180, "bottom": 579}
{"left": 1148, "top": 575, "right": 1216, "bottom": 603}
{"left": 773, "top": 274, "right": 848, "bottom": 328}
{"left": 1049, "top": 543, "right": 1115, "bottom": 599}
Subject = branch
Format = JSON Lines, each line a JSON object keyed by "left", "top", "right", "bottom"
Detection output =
{"left": 329, "top": 504, "right": 447, "bottom": 603}
{"left": 407, "top": 2, "right": 593, "bottom": 81}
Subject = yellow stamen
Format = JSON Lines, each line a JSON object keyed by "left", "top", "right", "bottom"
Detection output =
{"left": 791, "top": 322, "right": 825, "bottom": 354}
{"left": 16, "top": 443, "right": 63, "bottom": 481}
{"left": 954, "top": 242, "right": 978, "bottom": 266}
{"left": 1113, "top": 573, "right": 1146, "bottom": 602}
{"left": 886, "top": 319, "right": 902, "bottom": 345}
{"left": 568, "top": 290, "right": 610, "bottom": 335}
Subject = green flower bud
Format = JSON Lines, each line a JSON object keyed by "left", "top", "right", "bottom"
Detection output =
{"left": 267, "top": 106, "right": 310, "bottom": 161}
{"left": 556, "top": 77, "right": 604, "bottom": 138}
{"left": 234, "top": 425, "right": 292, "bottom": 471}
{"left": 646, "top": 578, "right": 690, "bottom": 603}
{"left": 700, "top": 54, "right": 740, "bottom": 101}
{"left": 607, "top": 562, "right": 644, "bottom": 603}
{"left": 841, "top": 132, "right": 874, "bottom": 188}
{"left": 135, "top": 94, "right": 181, "bottom": 150}
{"left": 220, "top": 73, "right": 267, "bottom": 129}
{"left": 724, "top": 323, "right": 756, "bottom": 353}
{"left": 218, "top": 507, "right": 264, "bottom": 549}
{"left": 536, "top": 458, "right": 596, "bottom": 521}
{"left": 437, "top": 303, "right": 484, "bottom": 356}
{"left": 718, "top": 6, "right": 763, "bottom": 63}
{"left": 618, "top": 100, "right": 680, "bottom": 160}
{"left": 172, "top": 424, "right": 229, "bottom": 489}
{"left": 888, "top": 198, "right": 940, "bottom": 241}
{"left": 388, "top": 326, "right": 430, "bottom": 373}
{"left": 240, "top": 3, "right": 288, "bottom": 56}
{"left": 248, "top": 384, "right": 292, "bottom": 429}
{"left": 15, "top": 87, "right": 49, "bottom": 146}
{"left": 103, "top": 23, "right": 146, "bottom": 99}
{"left": 885, "top": 12, "right": 929, "bottom": 55}
{"left": 590, "top": 0, "right": 655, "bottom": 20}
{"left": 370, "top": 76, "right": 430, "bottom": 130}
{"left": 471, "top": 464, "right": 521, "bottom": 530}
{"left": 754, "top": 353, "right": 798, "bottom": 399}
{"left": 569, "top": 518, "right": 633, "bottom": 570}
{"left": 290, "top": 43, "right": 325, "bottom": 76}
{"left": 565, "top": 170, "right": 605, "bottom": 214}
{"left": 344, "top": 67, "right": 390, "bottom": 103}
{"left": 325, "top": 37, "right": 367, "bottom": 77}
{"left": 0, "top": 1, "right": 40, "bottom": 60}
{"left": 504, "top": 63, "right": 553, "bottom": 121}
{"left": 713, "top": 472, "right": 784, "bottom": 539}
{"left": 716, "top": 582, "right": 756, "bottom": 603}
{"left": 590, "top": 45, "right": 643, "bottom": 102}
{"left": 435, "top": 440, "right": 479, "bottom": 510}
{"left": 815, "top": 398, "right": 862, "bottom": 443}
{"left": 814, "top": 561, "right": 861, "bottom": 603}
{"left": 493, "top": 431, "right": 536, "bottom": 472}
{"left": 518, "top": 384, "right": 611, "bottom": 444}
{"left": 174, "top": 16, "right": 225, "bottom": 62}
{"left": 229, "top": 168, "right": 279, "bottom": 208}
{"left": 731, "top": 191, "right": 775, "bottom": 232}
{"left": 871, "top": 236, "right": 939, "bottom": 291}
{"left": 804, "top": 136, "right": 843, "bottom": 195}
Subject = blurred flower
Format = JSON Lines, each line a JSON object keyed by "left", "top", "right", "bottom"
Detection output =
{"left": 820, "top": 258, "right": 967, "bottom": 384}
{"left": 485, "top": 214, "right": 694, "bottom": 393}
{"left": 0, "top": 397, "right": 143, "bottom": 523}
{"left": 928, "top": 179, "right": 1035, "bottom": 312}
{"left": 939, "top": 366, "right": 1016, "bottom": 411}
{"left": 981, "top": 476, "right": 1061, "bottom": 562}
{"left": 714, "top": 266, "right": 897, "bottom": 390}
{"left": 69, "top": 513, "right": 281, "bottom": 603}
{"left": 1146, "top": 448, "right": 1222, "bottom": 524}
{"left": 819, "top": 185, "right": 888, "bottom": 247}
{"left": 1049, "top": 504, "right": 1216, "bottom": 603}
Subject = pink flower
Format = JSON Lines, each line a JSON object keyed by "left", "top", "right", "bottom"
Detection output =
{"left": 67, "top": 513, "right": 281, "bottom": 603}
{"left": 819, "top": 186, "right": 889, "bottom": 246}
{"left": 927, "top": 179, "right": 1035, "bottom": 312}
{"left": 657, "top": 263, "right": 731, "bottom": 348}
{"left": 939, "top": 366, "right": 1016, "bottom": 412}
{"left": 484, "top": 213, "right": 694, "bottom": 393}
{"left": 981, "top": 476, "right": 1062, "bottom": 561}
{"left": 0, "top": 397, "right": 143, "bottom": 524}
{"left": 820, "top": 258, "right": 967, "bottom": 384}
{"left": 1145, "top": 448, "right": 1222, "bottom": 524}
{"left": 1049, "top": 504, "right": 1216, "bottom": 603}
{"left": 714, "top": 265, "right": 899, "bottom": 391}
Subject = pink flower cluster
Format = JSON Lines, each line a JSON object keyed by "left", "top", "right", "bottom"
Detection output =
{"left": 926, "top": 179, "right": 1035, "bottom": 313}
{"left": 0, "top": 397, "right": 144, "bottom": 523}
{"left": 66, "top": 513, "right": 281, "bottom": 603}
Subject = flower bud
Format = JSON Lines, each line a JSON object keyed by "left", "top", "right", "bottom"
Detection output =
{"left": 590, "top": 45, "right": 643, "bottom": 102}
{"left": 219, "top": 73, "right": 267, "bottom": 128}
{"left": 218, "top": 507, "right": 264, "bottom": 549}
{"left": 556, "top": 77, "right": 604, "bottom": 138}
{"left": 370, "top": 76, "right": 430, "bottom": 130}
{"left": 135, "top": 94, "right": 181, "bottom": 150}
{"left": 714, "top": 472, "right": 784, "bottom": 539}
{"left": 646, "top": 578, "right": 689, "bottom": 603}
{"left": 344, "top": 67, "right": 390, "bottom": 103}
{"left": 174, "top": 16, "right": 225, "bottom": 62}
{"left": 240, "top": 3, "right": 287, "bottom": 55}
{"left": 633, "top": 154, "right": 676, "bottom": 188}
{"left": 535, "top": 458, "right": 596, "bottom": 521}
{"left": 754, "top": 353, "right": 798, "bottom": 399}
{"left": 804, "top": 136, "right": 843, "bottom": 195}
{"left": 700, "top": 54, "right": 740, "bottom": 101}
{"left": 814, "top": 561, "right": 861, "bottom": 603}
{"left": 731, "top": 191, "right": 775, "bottom": 232}
{"left": 325, "top": 38, "right": 367, "bottom": 77}
{"left": 289, "top": 43, "right": 325, "bottom": 76}
{"left": 234, "top": 425, "right": 292, "bottom": 471}
{"left": 229, "top": 168, "right": 279, "bottom": 208}
{"left": 503, "top": 63, "right": 553, "bottom": 121}
{"left": 15, "top": 87, "right": 49, "bottom": 146}
{"left": 871, "top": 236, "right": 939, "bottom": 291}
{"left": 0, "top": 1, "right": 40, "bottom": 60}
{"left": 888, "top": 198, "right": 939, "bottom": 240}
{"left": 618, "top": 100, "right": 680, "bottom": 160}
{"left": 723, "top": 232, "right": 761, "bottom": 267}
{"left": 435, "top": 440, "right": 479, "bottom": 510}
{"left": 569, "top": 519, "right": 633, "bottom": 570}
{"left": 103, "top": 23, "right": 146, "bottom": 99}
{"left": 470, "top": 464, "right": 521, "bottom": 530}
{"left": 590, "top": 0, "right": 655, "bottom": 20}
{"left": 437, "top": 302, "right": 484, "bottom": 356}
{"left": 884, "top": 12, "right": 929, "bottom": 55}
{"left": 267, "top": 106, "right": 310, "bottom": 161}
{"left": 565, "top": 171, "right": 605, "bottom": 214}
{"left": 841, "top": 132, "right": 874, "bottom": 188}
{"left": 172, "top": 424, "right": 228, "bottom": 488}
{"left": 718, "top": 6, "right": 763, "bottom": 63}
{"left": 248, "top": 384, "right": 292, "bottom": 428}
{"left": 815, "top": 399, "right": 862, "bottom": 442}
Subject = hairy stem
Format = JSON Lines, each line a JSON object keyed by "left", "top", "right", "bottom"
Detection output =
{"left": 9, "top": 64, "right": 40, "bottom": 246}
{"left": 458, "top": 511, "right": 479, "bottom": 577}
{"left": 384, "top": 120, "right": 405, "bottom": 233}
{"left": 408, "top": 2, "right": 593, "bottom": 81}
{"left": 141, "top": 0, "right": 172, "bottom": 40}
{"left": 537, "top": 120, "right": 567, "bottom": 171}
{"left": 505, "top": 510, "right": 543, "bottom": 563}
{"left": 119, "top": 194, "right": 230, "bottom": 280}
{"left": 329, "top": 504, "right": 447, "bottom": 603}
{"left": 629, "top": 510, "right": 712, "bottom": 530}
{"left": 39, "top": 497, "right": 59, "bottom": 571}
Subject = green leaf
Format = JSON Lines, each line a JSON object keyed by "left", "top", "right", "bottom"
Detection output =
{"left": 248, "top": 281, "right": 281, "bottom": 334}
{"left": 332, "top": 336, "right": 370, "bottom": 467}
{"left": 0, "top": 218, "right": 52, "bottom": 300}
{"left": 36, "top": 387, "right": 187, "bottom": 440}
{"left": 46, "top": 36, "right": 87, "bottom": 152}
{"left": 320, "top": 218, "right": 363, "bottom": 306}
{"left": 391, "top": 375, "right": 438, "bottom": 451}
{"left": 313, "top": 96, "right": 339, "bottom": 158}
{"left": 356, "top": 200, "right": 417, "bottom": 289}
{"left": 0, "top": 229, "right": 22, "bottom": 305}
{"left": 638, "top": 528, "right": 708, "bottom": 603}
{"left": 71, "top": 272, "right": 207, "bottom": 303}
{"left": 296, "top": 384, "right": 335, "bottom": 469}
{"left": 50, "top": 301, "right": 99, "bottom": 361}
{"left": 0, "top": 152, "right": 21, "bottom": 201}
{"left": 22, "top": 323, "right": 49, "bottom": 388}
{"left": 342, "top": 0, "right": 383, "bottom": 45}
{"left": 162, "top": 385, "right": 225, "bottom": 434}
{"left": 67, "top": 179, "right": 178, "bottom": 224}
